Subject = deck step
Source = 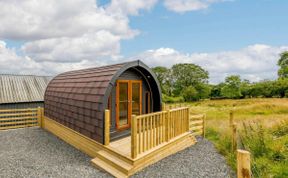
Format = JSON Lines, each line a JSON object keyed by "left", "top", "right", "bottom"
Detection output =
{"left": 96, "top": 150, "right": 133, "bottom": 174}
{"left": 91, "top": 157, "right": 128, "bottom": 178}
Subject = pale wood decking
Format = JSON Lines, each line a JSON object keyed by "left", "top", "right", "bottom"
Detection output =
{"left": 109, "top": 136, "right": 132, "bottom": 158}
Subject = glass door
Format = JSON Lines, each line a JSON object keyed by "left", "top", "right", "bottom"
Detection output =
{"left": 116, "top": 80, "right": 142, "bottom": 130}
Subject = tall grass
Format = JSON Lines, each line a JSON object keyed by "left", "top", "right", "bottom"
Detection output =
{"left": 180, "top": 98, "right": 288, "bottom": 177}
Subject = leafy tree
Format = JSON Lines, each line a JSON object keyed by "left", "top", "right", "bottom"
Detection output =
{"left": 171, "top": 63, "right": 209, "bottom": 96}
{"left": 240, "top": 79, "right": 252, "bottom": 98}
{"left": 278, "top": 51, "right": 288, "bottom": 78}
{"left": 195, "top": 83, "right": 211, "bottom": 99}
{"left": 182, "top": 86, "right": 199, "bottom": 101}
{"left": 152, "top": 66, "right": 173, "bottom": 96}
{"left": 221, "top": 75, "right": 242, "bottom": 99}
{"left": 210, "top": 83, "right": 225, "bottom": 98}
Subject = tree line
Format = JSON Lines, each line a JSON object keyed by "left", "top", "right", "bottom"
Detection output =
{"left": 152, "top": 51, "right": 288, "bottom": 102}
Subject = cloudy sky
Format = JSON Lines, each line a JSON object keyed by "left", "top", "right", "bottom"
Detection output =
{"left": 0, "top": 0, "right": 287, "bottom": 83}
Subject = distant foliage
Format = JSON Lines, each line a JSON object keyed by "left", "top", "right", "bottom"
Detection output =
{"left": 278, "top": 51, "right": 288, "bottom": 79}
{"left": 182, "top": 86, "right": 199, "bottom": 101}
{"left": 153, "top": 52, "right": 288, "bottom": 102}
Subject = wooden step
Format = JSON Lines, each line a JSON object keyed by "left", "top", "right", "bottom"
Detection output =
{"left": 95, "top": 150, "right": 133, "bottom": 174}
{"left": 91, "top": 157, "right": 128, "bottom": 178}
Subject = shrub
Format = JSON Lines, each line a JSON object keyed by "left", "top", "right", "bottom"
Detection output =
{"left": 182, "top": 86, "right": 199, "bottom": 101}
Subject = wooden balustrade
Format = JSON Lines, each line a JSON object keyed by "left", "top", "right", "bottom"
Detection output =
{"left": 131, "top": 107, "right": 190, "bottom": 159}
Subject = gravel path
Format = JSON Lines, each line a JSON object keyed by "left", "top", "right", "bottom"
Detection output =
{"left": 0, "top": 128, "right": 235, "bottom": 178}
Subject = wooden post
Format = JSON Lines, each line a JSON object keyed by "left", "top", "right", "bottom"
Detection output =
{"left": 232, "top": 123, "right": 237, "bottom": 152}
{"left": 162, "top": 103, "right": 166, "bottom": 111}
{"left": 237, "top": 149, "right": 251, "bottom": 178}
{"left": 37, "top": 107, "right": 42, "bottom": 127}
{"left": 104, "top": 109, "right": 110, "bottom": 146}
{"left": 131, "top": 115, "right": 138, "bottom": 159}
{"left": 230, "top": 110, "right": 234, "bottom": 126}
{"left": 202, "top": 114, "right": 206, "bottom": 138}
{"left": 165, "top": 110, "right": 170, "bottom": 142}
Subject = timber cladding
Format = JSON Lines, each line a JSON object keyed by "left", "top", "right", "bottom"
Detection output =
{"left": 44, "top": 63, "right": 125, "bottom": 143}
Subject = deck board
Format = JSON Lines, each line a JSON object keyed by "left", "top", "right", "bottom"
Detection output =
{"left": 109, "top": 136, "right": 131, "bottom": 157}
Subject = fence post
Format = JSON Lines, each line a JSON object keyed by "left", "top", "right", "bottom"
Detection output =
{"left": 237, "top": 149, "right": 251, "bottom": 178}
{"left": 104, "top": 109, "right": 110, "bottom": 146}
{"left": 131, "top": 115, "right": 138, "bottom": 159}
{"left": 202, "top": 114, "right": 206, "bottom": 138}
{"left": 232, "top": 123, "right": 237, "bottom": 152}
{"left": 37, "top": 107, "right": 42, "bottom": 127}
{"left": 230, "top": 110, "right": 234, "bottom": 126}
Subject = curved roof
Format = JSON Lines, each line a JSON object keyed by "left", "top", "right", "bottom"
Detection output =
{"left": 44, "top": 60, "right": 161, "bottom": 143}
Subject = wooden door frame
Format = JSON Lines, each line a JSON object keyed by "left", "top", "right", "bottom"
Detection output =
{"left": 116, "top": 80, "right": 142, "bottom": 130}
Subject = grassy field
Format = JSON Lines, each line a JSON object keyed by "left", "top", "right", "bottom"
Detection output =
{"left": 177, "top": 98, "right": 287, "bottom": 178}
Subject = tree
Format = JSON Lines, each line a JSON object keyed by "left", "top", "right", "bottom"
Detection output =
{"left": 221, "top": 75, "right": 242, "bottom": 99}
{"left": 210, "top": 83, "right": 225, "bottom": 99}
{"left": 278, "top": 51, "right": 288, "bottom": 78}
{"left": 182, "top": 86, "right": 199, "bottom": 101}
{"left": 195, "top": 83, "right": 211, "bottom": 99}
{"left": 152, "top": 66, "right": 173, "bottom": 96}
{"left": 171, "top": 63, "right": 209, "bottom": 96}
{"left": 240, "top": 79, "right": 251, "bottom": 98}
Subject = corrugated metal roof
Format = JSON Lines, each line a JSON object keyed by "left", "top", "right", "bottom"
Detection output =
{"left": 0, "top": 74, "right": 52, "bottom": 104}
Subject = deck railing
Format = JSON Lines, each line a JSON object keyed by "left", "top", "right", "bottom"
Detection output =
{"left": 131, "top": 107, "right": 190, "bottom": 159}
{"left": 0, "top": 107, "right": 43, "bottom": 131}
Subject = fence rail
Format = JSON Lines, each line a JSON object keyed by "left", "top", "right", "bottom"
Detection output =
{"left": 0, "top": 107, "right": 43, "bottom": 130}
{"left": 189, "top": 114, "right": 206, "bottom": 137}
{"left": 131, "top": 107, "right": 190, "bottom": 159}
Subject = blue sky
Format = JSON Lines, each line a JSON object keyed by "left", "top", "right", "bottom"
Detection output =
{"left": 0, "top": 0, "right": 287, "bottom": 83}
{"left": 121, "top": 0, "right": 288, "bottom": 56}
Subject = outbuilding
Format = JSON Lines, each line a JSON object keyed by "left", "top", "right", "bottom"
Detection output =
{"left": 44, "top": 60, "right": 162, "bottom": 144}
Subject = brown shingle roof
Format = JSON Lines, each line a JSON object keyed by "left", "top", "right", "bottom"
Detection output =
{"left": 44, "top": 60, "right": 162, "bottom": 144}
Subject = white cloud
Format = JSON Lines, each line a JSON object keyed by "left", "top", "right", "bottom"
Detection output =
{"left": 0, "top": 0, "right": 156, "bottom": 73}
{"left": 0, "top": 0, "right": 136, "bottom": 40}
{"left": 107, "top": 0, "right": 158, "bottom": 16}
{"left": 163, "top": 0, "right": 228, "bottom": 13}
{"left": 0, "top": 40, "right": 109, "bottom": 76}
{"left": 22, "top": 31, "right": 120, "bottom": 62}
{"left": 134, "top": 44, "right": 288, "bottom": 83}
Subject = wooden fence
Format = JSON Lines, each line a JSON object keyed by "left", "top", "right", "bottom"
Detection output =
{"left": 189, "top": 114, "right": 206, "bottom": 137}
{"left": 0, "top": 107, "right": 43, "bottom": 131}
{"left": 131, "top": 107, "right": 190, "bottom": 159}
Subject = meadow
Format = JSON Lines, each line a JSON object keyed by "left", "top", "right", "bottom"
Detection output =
{"left": 181, "top": 98, "right": 287, "bottom": 178}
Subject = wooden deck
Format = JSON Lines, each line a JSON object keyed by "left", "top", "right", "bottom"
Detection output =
{"left": 41, "top": 107, "right": 203, "bottom": 178}
{"left": 109, "top": 136, "right": 132, "bottom": 158}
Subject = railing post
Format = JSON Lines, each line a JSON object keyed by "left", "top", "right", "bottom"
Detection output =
{"left": 187, "top": 107, "right": 190, "bottom": 132}
{"left": 202, "top": 114, "right": 206, "bottom": 138}
{"left": 237, "top": 149, "right": 251, "bottom": 178}
{"left": 104, "top": 109, "right": 110, "bottom": 146}
{"left": 165, "top": 110, "right": 170, "bottom": 142}
{"left": 131, "top": 115, "right": 138, "bottom": 159}
{"left": 162, "top": 103, "right": 166, "bottom": 111}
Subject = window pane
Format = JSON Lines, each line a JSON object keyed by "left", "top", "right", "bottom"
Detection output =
{"left": 132, "top": 83, "right": 140, "bottom": 115}
{"left": 119, "top": 83, "right": 128, "bottom": 126}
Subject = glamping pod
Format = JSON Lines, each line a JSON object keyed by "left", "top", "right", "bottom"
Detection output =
{"left": 44, "top": 60, "right": 162, "bottom": 144}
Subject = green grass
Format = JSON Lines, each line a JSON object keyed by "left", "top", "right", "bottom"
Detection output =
{"left": 170, "top": 98, "right": 288, "bottom": 177}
